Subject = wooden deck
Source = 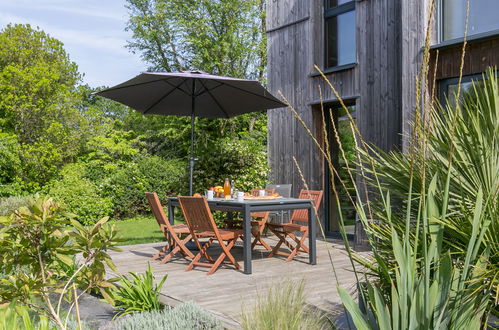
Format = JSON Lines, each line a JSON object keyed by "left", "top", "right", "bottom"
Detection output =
{"left": 108, "top": 236, "right": 360, "bottom": 328}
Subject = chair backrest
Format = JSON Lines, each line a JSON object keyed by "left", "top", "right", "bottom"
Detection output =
{"left": 290, "top": 189, "right": 324, "bottom": 223}
{"left": 265, "top": 184, "right": 292, "bottom": 198}
{"left": 178, "top": 196, "right": 218, "bottom": 234}
{"left": 145, "top": 192, "right": 174, "bottom": 236}
{"left": 251, "top": 188, "right": 275, "bottom": 197}
{"left": 250, "top": 189, "right": 275, "bottom": 219}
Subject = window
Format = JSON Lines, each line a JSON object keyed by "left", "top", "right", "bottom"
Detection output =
{"left": 325, "top": 1, "right": 356, "bottom": 68}
{"left": 441, "top": 0, "right": 499, "bottom": 41}
{"left": 439, "top": 74, "right": 483, "bottom": 107}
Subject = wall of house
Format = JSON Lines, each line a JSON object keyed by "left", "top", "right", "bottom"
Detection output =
{"left": 267, "top": 0, "right": 426, "bottom": 237}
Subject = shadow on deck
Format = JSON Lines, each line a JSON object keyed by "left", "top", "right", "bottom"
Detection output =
{"left": 108, "top": 236, "right": 359, "bottom": 328}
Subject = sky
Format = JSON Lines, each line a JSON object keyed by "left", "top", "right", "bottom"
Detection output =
{"left": 0, "top": 0, "right": 146, "bottom": 87}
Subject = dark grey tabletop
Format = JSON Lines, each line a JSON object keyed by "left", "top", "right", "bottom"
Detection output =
{"left": 168, "top": 196, "right": 311, "bottom": 205}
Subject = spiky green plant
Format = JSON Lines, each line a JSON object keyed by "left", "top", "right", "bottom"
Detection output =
{"left": 357, "top": 68, "right": 499, "bottom": 314}
{"left": 241, "top": 279, "right": 327, "bottom": 330}
{"left": 339, "top": 175, "right": 491, "bottom": 329}
{"left": 111, "top": 263, "right": 167, "bottom": 317}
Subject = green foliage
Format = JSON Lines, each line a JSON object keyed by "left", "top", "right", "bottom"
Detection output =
{"left": 0, "top": 132, "right": 21, "bottom": 195}
{"left": 125, "top": 0, "right": 265, "bottom": 80}
{"left": 47, "top": 163, "right": 113, "bottom": 225}
{"left": 0, "top": 196, "right": 121, "bottom": 327}
{"left": 241, "top": 279, "right": 326, "bottom": 330}
{"left": 358, "top": 69, "right": 499, "bottom": 314}
{"left": 0, "top": 195, "right": 31, "bottom": 216}
{"left": 340, "top": 178, "right": 490, "bottom": 329}
{"left": 111, "top": 263, "right": 167, "bottom": 317}
{"left": 194, "top": 138, "right": 269, "bottom": 193}
{"left": 113, "top": 301, "right": 222, "bottom": 330}
{"left": 0, "top": 303, "right": 50, "bottom": 330}
{"left": 0, "top": 24, "right": 92, "bottom": 191}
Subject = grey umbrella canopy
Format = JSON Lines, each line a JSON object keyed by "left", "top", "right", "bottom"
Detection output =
{"left": 97, "top": 70, "right": 285, "bottom": 195}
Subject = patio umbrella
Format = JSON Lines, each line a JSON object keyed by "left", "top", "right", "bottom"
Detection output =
{"left": 96, "top": 70, "right": 285, "bottom": 195}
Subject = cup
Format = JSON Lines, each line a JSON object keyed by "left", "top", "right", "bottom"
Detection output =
{"left": 206, "top": 190, "right": 214, "bottom": 200}
{"left": 258, "top": 189, "right": 266, "bottom": 197}
{"left": 237, "top": 191, "right": 245, "bottom": 202}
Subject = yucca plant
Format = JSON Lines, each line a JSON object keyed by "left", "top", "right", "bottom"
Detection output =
{"left": 356, "top": 68, "right": 499, "bottom": 315}
{"left": 339, "top": 175, "right": 491, "bottom": 329}
{"left": 111, "top": 263, "right": 167, "bottom": 317}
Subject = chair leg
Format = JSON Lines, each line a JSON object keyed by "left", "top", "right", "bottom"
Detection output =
{"left": 251, "top": 234, "right": 271, "bottom": 251}
{"left": 268, "top": 231, "right": 286, "bottom": 258}
{"left": 207, "top": 239, "right": 239, "bottom": 275}
{"left": 284, "top": 230, "right": 309, "bottom": 262}
{"left": 186, "top": 238, "right": 213, "bottom": 272}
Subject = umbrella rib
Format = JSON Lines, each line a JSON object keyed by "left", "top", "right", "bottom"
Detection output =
{"left": 194, "top": 82, "right": 224, "bottom": 97}
{"left": 162, "top": 79, "right": 192, "bottom": 97}
{"left": 199, "top": 80, "right": 231, "bottom": 118}
{"left": 143, "top": 78, "right": 187, "bottom": 114}
{"left": 212, "top": 80, "right": 285, "bottom": 107}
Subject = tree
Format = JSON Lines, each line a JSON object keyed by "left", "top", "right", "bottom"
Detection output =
{"left": 125, "top": 0, "right": 266, "bottom": 81}
{"left": 0, "top": 24, "right": 87, "bottom": 191}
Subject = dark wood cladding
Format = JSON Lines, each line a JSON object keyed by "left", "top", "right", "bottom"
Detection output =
{"left": 431, "top": 38, "right": 499, "bottom": 81}
{"left": 267, "top": 0, "right": 426, "bottom": 238}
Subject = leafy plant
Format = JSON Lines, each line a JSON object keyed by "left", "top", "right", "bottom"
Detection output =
{"left": 241, "top": 279, "right": 326, "bottom": 330}
{"left": 339, "top": 177, "right": 491, "bottom": 329}
{"left": 355, "top": 68, "right": 499, "bottom": 315}
{"left": 0, "top": 303, "right": 50, "bottom": 330}
{"left": 111, "top": 263, "right": 167, "bottom": 317}
{"left": 0, "top": 194, "right": 31, "bottom": 216}
{"left": 0, "top": 196, "right": 121, "bottom": 328}
{"left": 113, "top": 301, "right": 223, "bottom": 330}
{"left": 47, "top": 163, "right": 114, "bottom": 225}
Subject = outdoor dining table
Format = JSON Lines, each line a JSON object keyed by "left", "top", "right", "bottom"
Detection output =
{"left": 167, "top": 197, "right": 317, "bottom": 274}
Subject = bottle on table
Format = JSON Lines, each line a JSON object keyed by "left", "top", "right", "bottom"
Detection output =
{"left": 223, "top": 178, "right": 231, "bottom": 198}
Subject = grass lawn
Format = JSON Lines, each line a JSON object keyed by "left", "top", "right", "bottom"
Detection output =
{"left": 111, "top": 215, "right": 184, "bottom": 246}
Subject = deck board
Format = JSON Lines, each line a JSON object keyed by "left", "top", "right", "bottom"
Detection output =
{"left": 108, "top": 236, "right": 361, "bottom": 327}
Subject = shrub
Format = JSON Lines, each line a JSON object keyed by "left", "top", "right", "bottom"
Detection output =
{"left": 0, "top": 195, "right": 31, "bottom": 216}
{"left": 241, "top": 279, "right": 326, "bottom": 330}
{"left": 194, "top": 138, "right": 269, "bottom": 194}
{"left": 113, "top": 302, "right": 222, "bottom": 330}
{"left": 0, "top": 196, "right": 120, "bottom": 328}
{"left": 102, "top": 156, "right": 185, "bottom": 218}
{"left": 111, "top": 263, "right": 167, "bottom": 317}
{"left": 48, "top": 163, "right": 114, "bottom": 225}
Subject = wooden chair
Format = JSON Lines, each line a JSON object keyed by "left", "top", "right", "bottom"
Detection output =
{"left": 145, "top": 192, "right": 194, "bottom": 264}
{"left": 249, "top": 188, "right": 275, "bottom": 251}
{"left": 178, "top": 196, "right": 243, "bottom": 275}
{"left": 267, "top": 190, "right": 323, "bottom": 262}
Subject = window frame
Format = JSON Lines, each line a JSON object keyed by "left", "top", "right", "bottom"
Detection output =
{"left": 438, "top": 73, "right": 483, "bottom": 106}
{"left": 324, "top": 0, "right": 356, "bottom": 69}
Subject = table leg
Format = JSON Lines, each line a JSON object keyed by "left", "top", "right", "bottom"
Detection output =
{"left": 168, "top": 201, "right": 174, "bottom": 226}
{"left": 243, "top": 205, "right": 252, "bottom": 274}
{"left": 308, "top": 205, "right": 317, "bottom": 265}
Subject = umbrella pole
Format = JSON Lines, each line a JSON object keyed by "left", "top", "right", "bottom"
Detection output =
{"left": 189, "top": 112, "right": 195, "bottom": 195}
{"left": 189, "top": 80, "right": 196, "bottom": 196}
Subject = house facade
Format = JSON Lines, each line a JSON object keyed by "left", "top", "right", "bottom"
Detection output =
{"left": 266, "top": 0, "right": 499, "bottom": 240}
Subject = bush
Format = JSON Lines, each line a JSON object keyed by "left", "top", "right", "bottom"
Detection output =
{"left": 0, "top": 195, "right": 31, "bottom": 216}
{"left": 47, "top": 163, "right": 113, "bottom": 225}
{"left": 241, "top": 279, "right": 326, "bottom": 330}
{"left": 194, "top": 138, "right": 269, "bottom": 193}
{"left": 102, "top": 156, "right": 185, "bottom": 218}
{"left": 111, "top": 263, "right": 167, "bottom": 317}
{"left": 114, "top": 302, "right": 222, "bottom": 330}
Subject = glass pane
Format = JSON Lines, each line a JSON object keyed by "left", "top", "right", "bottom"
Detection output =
{"left": 443, "top": 0, "right": 499, "bottom": 41}
{"left": 326, "top": 0, "right": 351, "bottom": 8}
{"left": 326, "top": 10, "right": 356, "bottom": 68}
{"left": 446, "top": 81, "right": 474, "bottom": 108}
